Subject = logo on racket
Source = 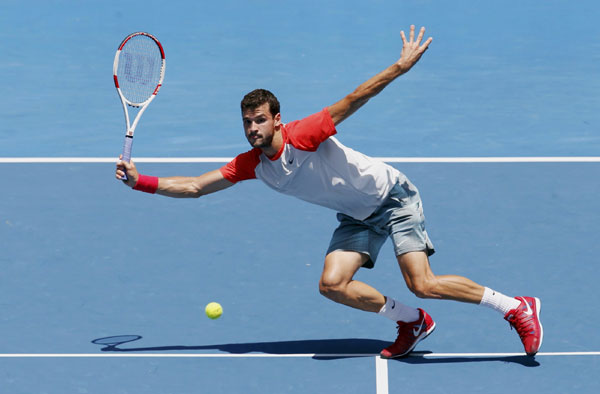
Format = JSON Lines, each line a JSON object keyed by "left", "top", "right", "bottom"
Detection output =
{"left": 122, "top": 53, "right": 156, "bottom": 85}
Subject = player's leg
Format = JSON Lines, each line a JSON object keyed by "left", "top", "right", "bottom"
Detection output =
{"left": 381, "top": 178, "right": 542, "bottom": 355}
{"left": 319, "top": 250, "right": 422, "bottom": 322}
{"left": 319, "top": 251, "right": 437, "bottom": 360}
{"left": 396, "top": 251, "right": 484, "bottom": 303}
{"left": 378, "top": 251, "right": 443, "bottom": 359}
{"left": 397, "top": 251, "right": 543, "bottom": 356}
{"left": 321, "top": 211, "right": 401, "bottom": 314}
{"left": 318, "top": 250, "right": 384, "bottom": 312}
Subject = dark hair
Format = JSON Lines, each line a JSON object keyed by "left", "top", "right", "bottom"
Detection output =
{"left": 240, "top": 89, "right": 280, "bottom": 117}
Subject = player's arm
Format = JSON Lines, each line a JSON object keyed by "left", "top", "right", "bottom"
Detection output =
{"left": 155, "top": 170, "right": 234, "bottom": 198}
{"left": 116, "top": 158, "right": 234, "bottom": 198}
{"left": 327, "top": 25, "right": 433, "bottom": 126}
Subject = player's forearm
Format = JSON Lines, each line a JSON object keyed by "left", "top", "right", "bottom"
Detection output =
{"left": 154, "top": 170, "right": 233, "bottom": 198}
{"left": 330, "top": 63, "right": 406, "bottom": 125}
{"left": 349, "top": 63, "right": 406, "bottom": 104}
{"left": 155, "top": 177, "right": 204, "bottom": 198}
{"left": 329, "top": 26, "right": 432, "bottom": 126}
{"left": 118, "top": 162, "right": 232, "bottom": 197}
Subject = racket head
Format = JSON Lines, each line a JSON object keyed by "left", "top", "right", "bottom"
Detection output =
{"left": 113, "top": 32, "right": 165, "bottom": 107}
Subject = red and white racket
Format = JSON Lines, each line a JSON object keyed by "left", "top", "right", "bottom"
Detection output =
{"left": 113, "top": 32, "right": 165, "bottom": 180}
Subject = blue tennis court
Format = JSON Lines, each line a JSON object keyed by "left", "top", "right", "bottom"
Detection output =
{"left": 1, "top": 1, "right": 599, "bottom": 393}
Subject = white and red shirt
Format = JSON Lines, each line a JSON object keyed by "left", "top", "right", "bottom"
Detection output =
{"left": 220, "top": 108, "right": 403, "bottom": 220}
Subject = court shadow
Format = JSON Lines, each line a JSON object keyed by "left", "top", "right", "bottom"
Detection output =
{"left": 90, "top": 336, "right": 539, "bottom": 366}
{"left": 92, "top": 336, "right": 391, "bottom": 360}
{"left": 395, "top": 351, "right": 540, "bottom": 367}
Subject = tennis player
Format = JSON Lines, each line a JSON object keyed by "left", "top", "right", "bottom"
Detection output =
{"left": 116, "top": 26, "right": 543, "bottom": 358}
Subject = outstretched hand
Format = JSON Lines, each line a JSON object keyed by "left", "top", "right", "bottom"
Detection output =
{"left": 397, "top": 25, "right": 433, "bottom": 73}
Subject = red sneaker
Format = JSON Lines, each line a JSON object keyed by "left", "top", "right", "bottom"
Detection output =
{"left": 380, "top": 308, "right": 435, "bottom": 359}
{"left": 504, "top": 296, "right": 543, "bottom": 356}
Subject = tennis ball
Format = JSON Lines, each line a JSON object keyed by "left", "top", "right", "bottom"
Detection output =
{"left": 205, "top": 302, "right": 223, "bottom": 319}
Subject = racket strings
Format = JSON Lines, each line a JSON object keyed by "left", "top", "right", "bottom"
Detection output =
{"left": 117, "top": 35, "right": 163, "bottom": 104}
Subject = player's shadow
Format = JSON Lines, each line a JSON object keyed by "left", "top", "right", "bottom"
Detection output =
{"left": 91, "top": 336, "right": 539, "bottom": 365}
{"left": 91, "top": 335, "right": 389, "bottom": 360}
{"left": 395, "top": 351, "right": 540, "bottom": 367}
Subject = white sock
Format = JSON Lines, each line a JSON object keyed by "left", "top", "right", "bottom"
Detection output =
{"left": 378, "top": 296, "right": 420, "bottom": 322}
{"left": 479, "top": 287, "right": 521, "bottom": 315}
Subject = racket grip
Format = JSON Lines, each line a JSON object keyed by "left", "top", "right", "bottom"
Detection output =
{"left": 120, "top": 135, "right": 133, "bottom": 181}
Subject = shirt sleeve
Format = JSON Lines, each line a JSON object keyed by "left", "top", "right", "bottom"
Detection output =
{"left": 285, "top": 108, "right": 337, "bottom": 151}
{"left": 219, "top": 149, "right": 261, "bottom": 183}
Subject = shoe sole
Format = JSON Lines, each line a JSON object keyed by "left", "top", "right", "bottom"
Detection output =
{"left": 380, "top": 322, "right": 436, "bottom": 359}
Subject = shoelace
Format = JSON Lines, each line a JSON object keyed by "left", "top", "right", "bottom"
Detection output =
{"left": 508, "top": 312, "right": 535, "bottom": 340}
{"left": 395, "top": 320, "right": 423, "bottom": 337}
{"left": 395, "top": 322, "right": 407, "bottom": 335}
{"left": 390, "top": 323, "right": 415, "bottom": 349}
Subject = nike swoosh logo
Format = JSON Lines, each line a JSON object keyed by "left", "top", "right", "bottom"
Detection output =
{"left": 521, "top": 298, "right": 534, "bottom": 316}
{"left": 413, "top": 322, "right": 424, "bottom": 336}
{"left": 391, "top": 301, "right": 395, "bottom": 309}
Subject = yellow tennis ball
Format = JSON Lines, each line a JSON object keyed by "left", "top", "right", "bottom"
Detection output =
{"left": 205, "top": 302, "right": 223, "bottom": 319}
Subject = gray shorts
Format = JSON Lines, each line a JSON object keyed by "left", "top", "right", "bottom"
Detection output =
{"left": 326, "top": 179, "right": 435, "bottom": 268}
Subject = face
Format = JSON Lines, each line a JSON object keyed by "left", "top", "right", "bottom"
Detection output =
{"left": 242, "top": 103, "right": 281, "bottom": 149}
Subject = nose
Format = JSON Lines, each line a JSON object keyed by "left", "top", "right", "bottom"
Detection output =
{"left": 244, "top": 120, "right": 257, "bottom": 131}
{"left": 246, "top": 121, "right": 260, "bottom": 134}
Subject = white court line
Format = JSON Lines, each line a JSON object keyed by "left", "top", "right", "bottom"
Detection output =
{"left": 378, "top": 157, "right": 600, "bottom": 163}
{"left": 2, "top": 352, "right": 598, "bottom": 394}
{"left": 1, "top": 157, "right": 600, "bottom": 164}
{"left": 0, "top": 353, "right": 374, "bottom": 358}
{"left": 0, "top": 157, "right": 231, "bottom": 163}
{"left": 0, "top": 351, "right": 597, "bottom": 358}
{"left": 375, "top": 356, "right": 389, "bottom": 394}
{"left": 413, "top": 351, "right": 600, "bottom": 357}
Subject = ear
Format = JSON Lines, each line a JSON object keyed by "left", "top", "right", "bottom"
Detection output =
{"left": 274, "top": 113, "right": 282, "bottom": 128}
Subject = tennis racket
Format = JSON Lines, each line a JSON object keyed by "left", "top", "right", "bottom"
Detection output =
{"left": 113, "top": 32, "right": 165, "bottom": 180}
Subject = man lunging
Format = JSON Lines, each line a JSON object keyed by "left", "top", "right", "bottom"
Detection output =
{"left": 116, "top": 26, "right": 543, "bottom": 358}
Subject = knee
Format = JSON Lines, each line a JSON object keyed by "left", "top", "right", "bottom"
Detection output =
{"left": 318, "top": 273, "right": 346, "bottom": 299}
{"left": 319, "top": 251, "right": 365, "bottom": 301}
{"left": 407, "top": 277, "right": 439, "bottom": 299}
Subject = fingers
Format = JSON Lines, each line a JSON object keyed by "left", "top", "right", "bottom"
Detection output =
{"left": 421, "top": 36, "right": 433, "bottom": 51}
{"left": 401, "top": 26, "right": 416, "bottom": 44}
{"left": 401, "top": 25, "right": 431, "bottom": 47}
{"left": 416, "top": 26, "right": 425, "bottom": 45}
{"left": 115, "top": 156, "right": 137, "bottom": 185}
{"left": 400, "top": 30, "right": 407, "bottom": 44}
{"left": 116, "top": 156, "right": 134, "bottom": 170}
{"left": 397, "top": 25, "right": 433, "bottom": 72}
{"left": 115, "top": 158, "right": 127, "bottom": 180}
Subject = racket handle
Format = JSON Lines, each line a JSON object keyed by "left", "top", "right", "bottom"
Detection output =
{"left": 120, "top": 135, "right": 133, "bottom": 180}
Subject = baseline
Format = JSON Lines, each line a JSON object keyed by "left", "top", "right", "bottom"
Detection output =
{"left": 0, "top": 351, "right": 598, "bottom": 358}
{"left": 1, "top": 157, "right": 600, "bottom": 164}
